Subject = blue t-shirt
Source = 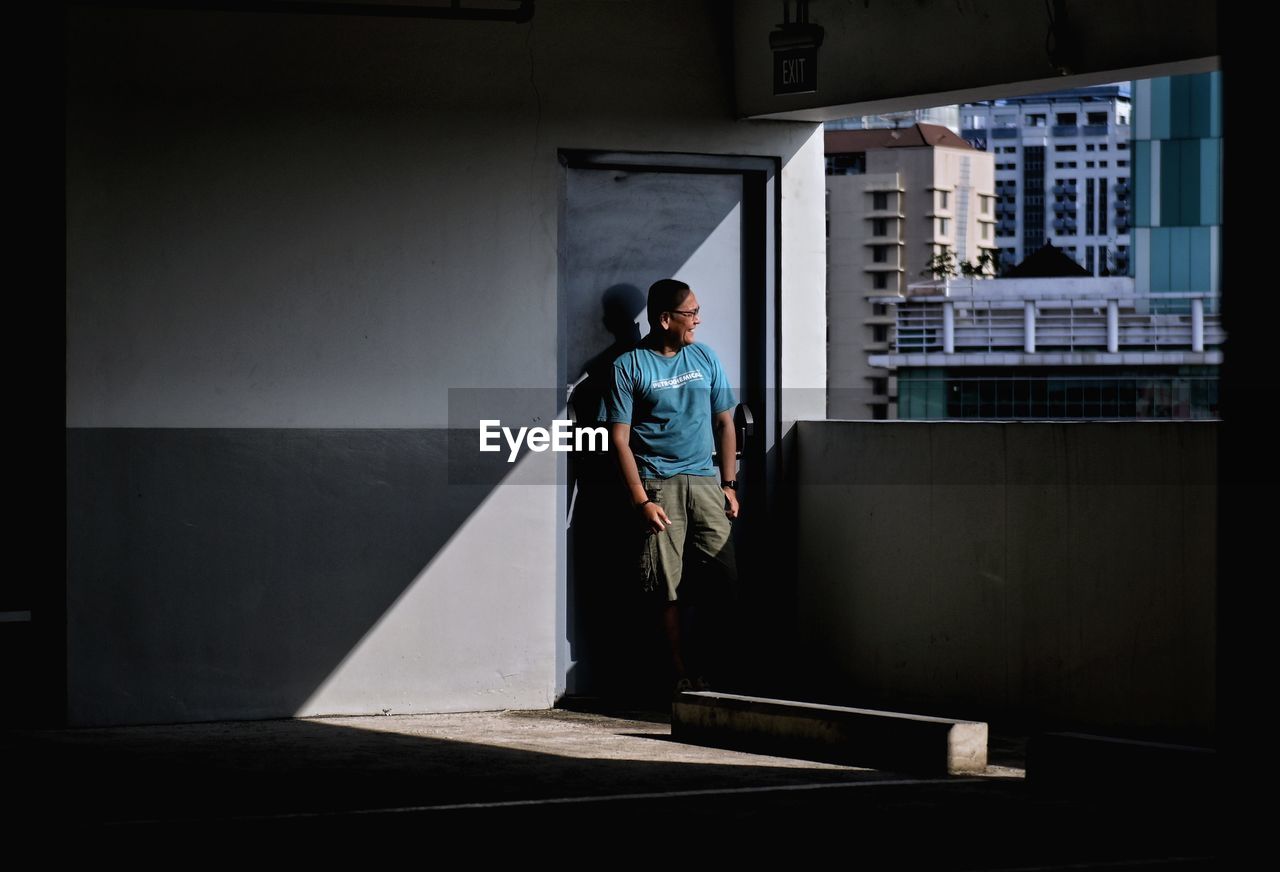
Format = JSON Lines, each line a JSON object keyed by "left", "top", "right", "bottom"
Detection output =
{"left": 603, "top": 342, "right": 736, "bottom": 478}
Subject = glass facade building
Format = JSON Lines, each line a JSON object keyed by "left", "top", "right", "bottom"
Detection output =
{"left": 1133, "top": 73, "right": 1223, "bottom": 315}
{"left": 899, "top": 367, "right": 1220, "bottom": 420}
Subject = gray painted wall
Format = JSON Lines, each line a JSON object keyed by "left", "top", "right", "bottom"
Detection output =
{"left": 795, "top": 420, "right": 1215, "bottom": 740}
{"left": 64, "top": 3, "right": 826, "bottom": 726}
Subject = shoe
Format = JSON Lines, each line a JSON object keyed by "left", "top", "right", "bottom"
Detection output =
{"left": 673, "top": 677, "right": 693, "bottom": 694}
{"left": 692, "top": 676, "right": 712, "bottom": 691}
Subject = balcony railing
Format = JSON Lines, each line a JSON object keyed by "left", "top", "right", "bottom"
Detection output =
{"left": 890, "top": 288, "right": 1223, "bottom": 354}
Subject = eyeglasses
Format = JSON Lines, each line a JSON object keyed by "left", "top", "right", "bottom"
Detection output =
{"left": 668, "top": 307, "right": 701, "bottom": 318}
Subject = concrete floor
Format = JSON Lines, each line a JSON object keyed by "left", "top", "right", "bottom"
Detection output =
{"left": 3, "top": 701, "right": 1217, "bottom": 867}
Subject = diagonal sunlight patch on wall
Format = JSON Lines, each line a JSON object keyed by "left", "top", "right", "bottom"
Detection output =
{"left": 671, "top": 202, "right": 743, "bottom": 392}
{"left": 295, "top": 446, "right": 561, "bottom": 717}
{"left": 297, "top": 169, "right": 758, "bottom": 720}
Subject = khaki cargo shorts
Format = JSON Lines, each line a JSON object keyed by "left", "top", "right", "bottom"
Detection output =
{"left": 638, "top": 473, "right": 738, "bottom": 603}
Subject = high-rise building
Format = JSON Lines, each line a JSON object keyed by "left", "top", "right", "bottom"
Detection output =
{"left": 961, "top": 85, "right": 1133, "bottom": 276}
{"left": 1132, "top": 73, "right": 1223, "bottom": 315}
{"left": 825, "top": 124, "right": 997, "bottom": 419}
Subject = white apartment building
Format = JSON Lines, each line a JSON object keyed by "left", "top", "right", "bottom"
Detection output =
{"left": 961, "top": 86, "right": 1132, "bottom": 277}
{"left": 826, "top": 124, "right": 996, "bottom": 419}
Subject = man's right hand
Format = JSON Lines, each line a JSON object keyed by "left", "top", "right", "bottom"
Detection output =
{"left": 640, "top": 501, "right": 671, "bottom": 534}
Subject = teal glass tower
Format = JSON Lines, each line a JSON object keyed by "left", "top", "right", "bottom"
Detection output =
{"left": 1132, "top": 73, "right": 1223, "bottom": 315}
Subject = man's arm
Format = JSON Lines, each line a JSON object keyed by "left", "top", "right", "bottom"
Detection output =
{"left": 610, "top": 422, "right": 671, "bottom": 533}
{"left": 713, "top": 409, "right": 739, "bottom": 520}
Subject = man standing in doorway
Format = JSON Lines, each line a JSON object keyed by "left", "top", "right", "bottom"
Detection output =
{"left": 604, "top": 278, "right": 739, "bottom": 695}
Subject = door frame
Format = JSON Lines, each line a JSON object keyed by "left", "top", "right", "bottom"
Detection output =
{"left": 555, "top": 149, "right": 781, "bottom": 699}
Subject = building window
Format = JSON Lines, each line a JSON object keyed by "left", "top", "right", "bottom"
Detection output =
{"left": 1027, "top": 113, "right": 1046, "bottom": 126}
{"left": 873, "top": 272, "right": 889, "bottom": 289}
{"left": 1099, "top": 161, "right": 1107, "bottom": 168}
{"left": 980, "top": 195, "right": 992, "bottom": 215}
{"left": 872, "top": 324, "right": 888, "bottom": 343}
{"left": 1086, "top": 144, "right": 1096, "bottom": 151}
{"left": 1086, "top": 161, "right": 1095, "bottom": 168}
{"left": 1057, "top": 112, "right": 1077, "bottom": 125}
{"left": 939, "top": 190, "right": 950, "bottom": 209}
{"left": 873, "top": 245, "right": 888, "bottom": 263}
{"left": 873, "top": 303, "right": 887, "bottom": 315}
{"left": 1100, "top": 143, "right": 1109, "bottom": 151}
{"left": 938, "top": 217, "right": 949, "bottom": 236}
{"left": 1086, "top": 178, "right": 1095, "bottom": 235}
{"left": 1087, "top": 111, "right": 1108, "bottom": 125}
{"left": 826, "top": 153, "right": 866, "bottom": 175}
{"left": 872, "top": 191, "right": 888, "bottom": 210}
{"left": 1099, "top": 178, "right": 1108, "bottom": 235}
{"left": 872, "top": 218, "right": 887, "bottom": 236}
{"left": 1116, "top": 142, "right": 1127, "bottom": 150}
{"left": 1055, "top": 144, "right": 1077, "bottom": 152}
{"left": 981, "top": 223, "right": 991, "bottom": 240}
{"left": 1117, "top": 160, "right": 1128, "bottom": 167}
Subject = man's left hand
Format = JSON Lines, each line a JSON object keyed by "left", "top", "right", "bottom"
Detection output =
{"left": 722, "top": 487, "right": 739, "bottom": 520}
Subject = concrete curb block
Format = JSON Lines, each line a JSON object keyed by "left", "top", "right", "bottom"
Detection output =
{"left": 671, "top": 692, "right": 988, "bottom": 775}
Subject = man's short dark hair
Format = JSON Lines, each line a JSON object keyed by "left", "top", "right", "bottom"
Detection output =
{"left": 647, "top": 279, "right": 692, "bottom": 329}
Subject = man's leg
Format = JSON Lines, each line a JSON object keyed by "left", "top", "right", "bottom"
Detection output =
{"left": 686, "top": 476, "right": 739, "bottom": 687}
{"left": 642, "top": 475, "right": 691, "bottom": 690}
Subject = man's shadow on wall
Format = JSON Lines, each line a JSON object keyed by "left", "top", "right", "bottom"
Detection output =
{"left": 565, "top": 284, "right": 650, "bottom": 701}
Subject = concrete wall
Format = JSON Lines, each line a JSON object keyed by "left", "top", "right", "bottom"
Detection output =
{"left": 64, "top": 2, "right": 825, "bottom": 726}
{"left": 795, "top": 420, "right": 1215, "bottom": 741}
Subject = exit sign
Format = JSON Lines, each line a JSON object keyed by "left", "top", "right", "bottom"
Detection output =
{"left": 774, "top": 47, "right": 817, "bottom": 95}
